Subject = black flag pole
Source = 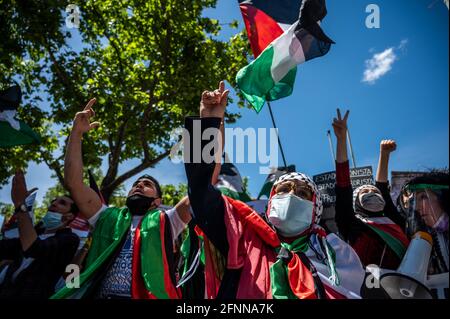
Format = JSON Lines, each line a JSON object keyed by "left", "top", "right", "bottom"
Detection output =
{"left": 267, "top": 101, "right": 288, "bottom": 168}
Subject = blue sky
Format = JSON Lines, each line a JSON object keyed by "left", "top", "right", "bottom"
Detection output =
{"left": 1, "top": 0, "right": 448, "bottom": 205}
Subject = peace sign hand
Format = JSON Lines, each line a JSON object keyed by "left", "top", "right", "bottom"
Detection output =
{"left": 332, "top": 108, "right": 350, "bottom": 140}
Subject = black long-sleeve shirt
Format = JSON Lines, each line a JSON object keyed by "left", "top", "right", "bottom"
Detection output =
{"left": 184, "top": 116, "right": 240, "bottom": 298}
{"left": 184, "top": 116, "right": 228, "bottom": 256}
{"left": 0, "top": 228, "right": 79, "bottom": 299}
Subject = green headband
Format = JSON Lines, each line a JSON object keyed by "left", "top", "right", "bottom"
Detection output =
{"left": 405, "top": 184, "right": 449, "bottom": 192}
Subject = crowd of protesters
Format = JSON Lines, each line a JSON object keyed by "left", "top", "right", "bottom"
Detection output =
{"left": 0, "top": 82, "right": 448, "bottom": 299}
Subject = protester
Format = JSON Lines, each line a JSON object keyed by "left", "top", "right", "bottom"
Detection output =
{"left": 183, "top": 82, "right": 366, "bottom": 299}
{"left": 0, "top": 171, "right": 79, "bottom": 299}
{"left": 333, "top": 109, "right": 409, "bottom": 270}
{"left": 52, "top": 98, "right": 191, "bottom": 299}
{"left": 399, "top": 172, "right": 449, "bottom": 275}
{"left": 179, "top": 132, "right": 250, "bottom": 299}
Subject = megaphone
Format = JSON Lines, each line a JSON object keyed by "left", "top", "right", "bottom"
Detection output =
{"left": 397, "top": 231, "right": 433, "bottom": 282}
{"left": 362, "top": 232, "right": 435, "bottom": 299}
{"left": 377, "top": 273, "right": 433, "bottom": 299}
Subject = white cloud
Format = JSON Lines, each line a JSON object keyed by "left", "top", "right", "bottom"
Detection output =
{"left": 362, "top": 48, "right": 396, "bottom": 84}
{"left": 362, "top": 39, "right": 408, "bottom": 85}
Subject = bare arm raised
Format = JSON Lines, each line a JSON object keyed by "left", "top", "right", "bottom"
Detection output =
{"left": 376, "top": 140, "right": 396, "bottom": 183}
{"left": 64, "top": 98, "right": 103, "bottom": 219}
{"left": 333, "top": 108, "right": 350, "bottom": 164}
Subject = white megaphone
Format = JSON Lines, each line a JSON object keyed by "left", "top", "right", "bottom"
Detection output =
{"left": 376, "top": 231, "right": 434, "bottom": 299}
{"left": 397, "top": 231, "right": 433, "bottom": 283}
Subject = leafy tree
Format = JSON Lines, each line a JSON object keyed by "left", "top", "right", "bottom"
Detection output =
{"left": 0, "top": 202, "right": 14, "bottom": 227}
{"left": 160, "top": 183, "right": 188, "bottom": 207}
{"left": 0, "top": 0, "right": 250, "bottom": 202}
{"left": 0, "top": 0, "right": 69, "bottom": 186}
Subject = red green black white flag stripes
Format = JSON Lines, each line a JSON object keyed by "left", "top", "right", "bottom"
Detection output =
{"left": 236, "top": 0, "right": 335, "bottom": 113}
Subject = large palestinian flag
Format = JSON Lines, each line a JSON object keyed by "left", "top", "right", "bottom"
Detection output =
{"left": 237, "top": 0, "right": 334, "bottom": 112}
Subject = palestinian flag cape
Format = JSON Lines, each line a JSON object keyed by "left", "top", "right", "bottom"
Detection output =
{"left": 196, "top": 196, "right": 365, "bottom": 299}
{"left": 0, "top": 85, "right": 41, "bottom": 147}
{"left": 355, "top": 215, "right": 410, "bottom": 260}
{"left": 258, "top": 165, "right": 295, "bottom": 199}
{"left": 216, "top": 162, "right": 252, "bottom": 202}
{"left": 237, "top": 0, "right": 334, "bottom": 112}
{"left": 178, "top": 224, "right": 226, "bottom": 299}
{"left": 51, "top": 207, "right": 179, "bottom": 299}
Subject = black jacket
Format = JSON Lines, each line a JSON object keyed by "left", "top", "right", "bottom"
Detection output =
{"left": 184, "top": 116, "right": 241, "bottom": 299}
{"left": 0, "top": 228, "right": 79, "bottom": 299}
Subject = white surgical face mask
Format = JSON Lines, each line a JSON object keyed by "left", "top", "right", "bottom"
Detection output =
{"left": 359, "top": 192, "right": 386, "bottom": 212}
{"left": 268, "top": 193, "right": 314, "bottom": 237}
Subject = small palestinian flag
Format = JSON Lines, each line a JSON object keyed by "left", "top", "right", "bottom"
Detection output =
{"left": 236, "top": 0, "right": 334, "bottom": 112}
{"left": 0, "top": 85, "right": 41, "bottom": 147}
{"left": 216, "top": 162, "right": 252, "bottom": 202}
{"left": 257, "top": 165, "right": 296, "bottom": 199}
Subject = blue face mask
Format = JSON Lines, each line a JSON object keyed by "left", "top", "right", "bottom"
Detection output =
{"left": 268, "top": 193, "right": 314, "bottom": 237}
{"left": 41, "top": 211, "right": 63, "bottom": 230}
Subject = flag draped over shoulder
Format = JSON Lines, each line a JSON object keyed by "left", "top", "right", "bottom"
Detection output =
{"left": 355, "top": 215, "right": 410, "bottom": 260}
{"left": 236, "top": 0, "right": 334, "bottom": 113}
{"left": 51, "top": 207, "right": 179, "bottom": 299}
{"left": 0, "top": 85, "right": 41, "bottom": 147}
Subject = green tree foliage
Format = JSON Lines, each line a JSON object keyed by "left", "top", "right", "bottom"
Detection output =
{"left": 160, "top": 183, "right": 188, "bottom": 207}
{"left": 0, "top": 0, "right": 251, "bottom": 201}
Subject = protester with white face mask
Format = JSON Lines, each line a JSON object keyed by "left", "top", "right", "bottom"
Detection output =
{"left": 184, "top": 82, "right": 365, "bottom": 299}
{"left": 0, "top": 170, "right": 80, "bottom": 299}
{"left": 332, "top": 109, "right": 409, "bottom": 270}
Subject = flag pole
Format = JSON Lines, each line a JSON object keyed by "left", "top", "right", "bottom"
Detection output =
{"left": 347, "top": 130, "right": 357, "bottom": 168}
{"left": 327, "top": 130, "right": 336, "bottom": 164}
{"left": 267, "top": 102, "right": 288, "bottom": 168}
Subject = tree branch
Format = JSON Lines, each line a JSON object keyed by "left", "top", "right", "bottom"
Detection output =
{"left": 102, "top": 116, "right": 129, "bottom": 188}
{"left": 41, "top": 154, "right": 65, "bottom": 188}
{"left": 41, "top": 37, "right": 85, "bottom": 103}
{"left": 101, "top": 150, "right": 170, "bottom": 200}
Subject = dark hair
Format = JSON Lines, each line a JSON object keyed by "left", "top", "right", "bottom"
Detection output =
{"left": 135, "top": 175, "right": 162, "bottom": 198}
{"left": 407, "top": 172, "right": 449, "bottom": 213}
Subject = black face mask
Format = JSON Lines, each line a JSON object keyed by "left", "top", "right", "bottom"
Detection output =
{"left": 126, "top": 194, "right": 156, "bottom": 215}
